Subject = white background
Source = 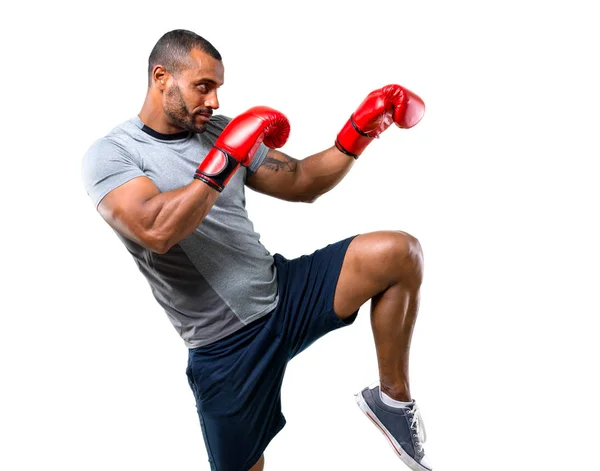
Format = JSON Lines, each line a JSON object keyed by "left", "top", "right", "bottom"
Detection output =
{"left": 1, "top": 0, "right": 599, "bottom": 470}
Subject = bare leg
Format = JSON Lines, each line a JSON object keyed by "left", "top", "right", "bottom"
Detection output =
{"left": 370, "top": 274, "right": 421, "bottom": 401}
{"left": 334, "top": 231, "right": 424, "bottom": 401}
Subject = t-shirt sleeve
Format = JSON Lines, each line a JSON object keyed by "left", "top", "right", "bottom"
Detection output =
{"left": 247, "top": 142, "right": 269, "bottom": 174}
{"left": 81, "top": 137, "right": 146, "bottom": 208}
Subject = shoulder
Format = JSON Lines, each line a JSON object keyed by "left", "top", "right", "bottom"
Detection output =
{"left": 205, "top": 114, "right": 231, "bottom": 134}
{"left": 84, "top": 118, "right": 143, "bottom": 162}
{"left": 81, "top": 118, "right": 149, "bottom": 207}
{"left": 194, "top": 114, "right": 232, "bottom": 145}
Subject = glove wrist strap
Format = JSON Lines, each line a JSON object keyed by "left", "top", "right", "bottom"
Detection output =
{"left": 194, "top": 147, "right": 241, "bottom": 192}
{"left": 335, "top": 116, "right": 374, "bottom": 159}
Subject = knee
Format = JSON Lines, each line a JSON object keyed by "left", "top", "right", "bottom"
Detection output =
{"left": 388, "top": 231, "right": 424, "bottom": 287}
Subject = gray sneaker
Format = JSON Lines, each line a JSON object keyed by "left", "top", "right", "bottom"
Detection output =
{"left": 355, "top": 385, "right": 432, "bottom": 471}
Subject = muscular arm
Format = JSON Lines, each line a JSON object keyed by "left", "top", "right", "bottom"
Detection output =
{"left": 93, "top": 107, "right": 290, "bottom": 254}
{"left": 246, "top": 146, "right": 355, "bottom": 203}
{"left": 247, "top": 84, "right": 425, "bottom": 203}
{"left": 98, "top": 177, "right": 219, "bottom": 254}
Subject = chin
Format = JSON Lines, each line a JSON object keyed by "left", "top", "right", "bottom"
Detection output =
{"left": 178, "top": 120, "right": 205, "bottom": 134}
{"left": 188, "top": 117, "right": 210, "bottom": 134}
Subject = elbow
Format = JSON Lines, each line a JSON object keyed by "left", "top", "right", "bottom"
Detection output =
{"left": 141, "top": 230, "right": 172, "bottom": 254}
{"left": 108, "top": 206, "right": 174, "bottom": 254}
{"left": 150, "top": 242, "right": 171, "bottom": 255}
{"left": 302, "top": 195, "right": 319, "bottom": 204}
{"left": 290, "top": 195, "right": 318, "bottom": 204}
{"left": 301, "top": 190, "right": 324, "bottom": 204}
{"left": 294, "top": 188, "right": 322, "bottom": 204}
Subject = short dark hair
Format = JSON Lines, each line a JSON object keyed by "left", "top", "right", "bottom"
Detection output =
{"left": 147, "top": 29, "right": 222, "bottom": 86}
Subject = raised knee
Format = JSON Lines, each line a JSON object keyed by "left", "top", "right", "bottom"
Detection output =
{"left": 389, "top": 231, "right": 423, "bottom": 286}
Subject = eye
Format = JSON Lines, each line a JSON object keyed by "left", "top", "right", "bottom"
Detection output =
{"left": 197, "top": 83, "right": 209, "bottom": 93}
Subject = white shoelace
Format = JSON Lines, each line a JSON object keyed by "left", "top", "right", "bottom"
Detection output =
{"left": 407, "top": 402, "right": 427, "bottom": 452}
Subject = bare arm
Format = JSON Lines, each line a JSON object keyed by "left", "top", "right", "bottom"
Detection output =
{"left": 248, "top": 83, "right": 426, "bottom": 203}
{"left": 246, "top": 146, "right": 355, "bottom": 203}
{"left": 98, "top": 176, "right": 219, "bottom": 254}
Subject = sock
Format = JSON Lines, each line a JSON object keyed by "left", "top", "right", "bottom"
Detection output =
{"left": 380, "top": 389, "right": 412, "bottom": 409}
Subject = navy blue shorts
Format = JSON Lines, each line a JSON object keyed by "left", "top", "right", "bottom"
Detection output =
{"left": 186, "top": 236, "right": 359, "bottom": 471}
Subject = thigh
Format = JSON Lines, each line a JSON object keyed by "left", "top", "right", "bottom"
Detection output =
{"left": 186, "top": 320, "right": 287, "bottom": 471}
{"left": 269, "top": 235, "right": 359, "bottom": 359}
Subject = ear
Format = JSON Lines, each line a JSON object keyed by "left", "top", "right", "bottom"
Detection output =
{"left": 152, "top": 65, "right": 169, "bottom": 90}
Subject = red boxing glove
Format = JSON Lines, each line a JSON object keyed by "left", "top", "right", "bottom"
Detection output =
{"left": 335, "top": 84, "right": 425, "bottom": 159}
{"left": 195, "top": 106, "right": 290, "bottom": 192}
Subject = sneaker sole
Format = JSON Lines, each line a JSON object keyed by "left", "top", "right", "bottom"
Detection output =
{"left": 355, "top": 392, "right": 431, "bottom": 471}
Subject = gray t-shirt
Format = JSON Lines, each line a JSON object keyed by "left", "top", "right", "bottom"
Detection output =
{"left": 81, "top": 115, "right": 278, "bottom": 348}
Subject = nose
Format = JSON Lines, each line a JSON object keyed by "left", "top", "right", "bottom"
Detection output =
{"left": 205, "top": 90, "right": 219, "bottom": 110}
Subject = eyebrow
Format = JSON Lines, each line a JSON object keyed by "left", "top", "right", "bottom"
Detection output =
{"left": 193, "top": 78, "right": 222, "bottom": 86}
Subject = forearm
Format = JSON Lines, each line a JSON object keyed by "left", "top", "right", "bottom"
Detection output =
{"left": 143, "top": 180, "right": 219, "bottom": 252}
{"left": 102, "top": 108, "right": 290, "bottom": 254}
{"left": 297, "top": 146, "right": 355, "bottom": 202}
{"left": 108, "top": 179, "right": 219, "bottom": 254}
{"left": 247, "top": 86, "right": 424, "bottom": 203}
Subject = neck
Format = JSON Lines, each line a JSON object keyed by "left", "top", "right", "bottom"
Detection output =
{"left": 139, "top": 90, "right": 185, "bottom": 135}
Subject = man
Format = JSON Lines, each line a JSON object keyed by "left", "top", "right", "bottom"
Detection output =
{"left": 82, "top": 29, "right": 431, "bottom": 471}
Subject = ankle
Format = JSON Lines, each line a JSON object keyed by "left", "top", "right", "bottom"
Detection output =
{"left": 380, "top": 382, "right": 411, "bottom": 402}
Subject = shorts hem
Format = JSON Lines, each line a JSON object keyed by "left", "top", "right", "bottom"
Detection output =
{"left": 328, "top": 234, "right": 360, "bottom": 317}
{"left": 239, "top": 418, "right": 286, "bottom": 471}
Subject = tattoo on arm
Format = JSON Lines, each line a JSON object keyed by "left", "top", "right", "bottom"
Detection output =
{"left": 262, "top": 153, "right": 298, "bottom": 173}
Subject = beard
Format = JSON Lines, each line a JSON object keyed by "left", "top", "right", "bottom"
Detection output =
{"left": 164, "top": 84, "right": 212, "bottom": 133}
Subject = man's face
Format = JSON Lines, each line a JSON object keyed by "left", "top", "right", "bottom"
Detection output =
{"left": 163, "top": 48, "right": 225, "bottom": 133}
